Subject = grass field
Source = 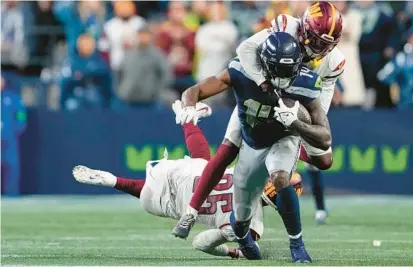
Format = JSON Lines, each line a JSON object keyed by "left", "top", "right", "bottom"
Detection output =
{"left": 2, "top": 195, "right": 413, "bottom": 266}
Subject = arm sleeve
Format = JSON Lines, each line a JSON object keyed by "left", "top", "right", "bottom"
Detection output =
{"left": 192, "top": 229, "right": 231, "bottom": 257}
{"left": 182, "top": 123, "right": 211, "bottom": 161}
{"left": 235, "top": 29, "right": 271, "bottom": 86}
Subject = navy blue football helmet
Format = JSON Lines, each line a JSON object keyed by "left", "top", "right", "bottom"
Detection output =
{"left": 259, "top": 32, "right": 303, "bottom": 90}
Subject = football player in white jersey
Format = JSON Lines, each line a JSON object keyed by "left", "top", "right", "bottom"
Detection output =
{"left": 173, "top": 2, "right": 344, "bottom": 237}
{"left": 236, "top": 1, "right": 345, "bottom": 224}
{"left": 72, "top": 102, "right": 303, "bottom": 259}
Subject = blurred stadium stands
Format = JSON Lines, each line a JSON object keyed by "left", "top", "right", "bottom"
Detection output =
{"left": 1, "top": 1, "right": 412, "bottom": 195}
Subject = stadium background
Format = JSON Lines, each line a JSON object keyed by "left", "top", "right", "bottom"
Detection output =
{"left": 2, "top": 0, "right": 412, "bottom": 195}
{"left": 2, "top": 1, "right": 413, "bottom": 266}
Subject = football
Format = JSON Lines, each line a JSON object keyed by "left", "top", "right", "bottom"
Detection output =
{"left": 282, "top": 98, "right": 312, "bottom": 124}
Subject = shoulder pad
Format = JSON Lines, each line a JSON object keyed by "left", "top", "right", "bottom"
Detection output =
{"left": 228, "top": 58, "right": 252, "bottom": 79}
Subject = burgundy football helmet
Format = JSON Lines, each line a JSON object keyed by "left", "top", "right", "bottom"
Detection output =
{"left": 298, "top": 1, "right": 343, "bottom": 59}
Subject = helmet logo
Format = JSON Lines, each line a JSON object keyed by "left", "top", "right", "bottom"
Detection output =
{"left": 280, "top": 58, "right": 294, "bottom": 63}
{"left": 309, "top": 2, "right": 322, "bottom": 18}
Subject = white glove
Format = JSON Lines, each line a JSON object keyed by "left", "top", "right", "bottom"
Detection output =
{"left": 273, "top": 99, "right": 299, "bottom": 127}
{"left": 172, "top": 100, "right": 211, "bottom": 125}
{"left": 172, "top": 100, "right": 183, "bottom": 124}
{"left": 180, "top": 106, "right": 199, "bottom": 125}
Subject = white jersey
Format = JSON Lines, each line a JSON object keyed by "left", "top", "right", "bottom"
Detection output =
{"left": 140, "top": 154, "right": 264, "bottom": 237}
{"left": 236, "top": 14, "right": 346, "bottom": 114}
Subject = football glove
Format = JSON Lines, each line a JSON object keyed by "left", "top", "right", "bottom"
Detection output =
{"left": 273, "top": 98, "right": 299, "bottom": 127}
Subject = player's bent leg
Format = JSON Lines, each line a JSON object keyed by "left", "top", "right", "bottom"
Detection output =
{"left": 300, "top": 142, "right": 333, "bottom": 170}
{"left": 173, "top": 107, "right": 241, "bottom": 239}
{"left": 192, "top": 228, "right": 243, "bottom": 258}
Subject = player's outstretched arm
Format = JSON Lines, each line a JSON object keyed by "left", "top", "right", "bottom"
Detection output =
{"left": 290, "top": 98, "right": 332, "bottom": 151}
{"left": 181, "top": 69, "right": 231, "bottom": 107}
{"left": 192, "top": 228, "right": 242, "bottom": 258}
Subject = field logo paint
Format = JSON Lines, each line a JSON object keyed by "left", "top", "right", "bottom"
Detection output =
{"left": 125, "top": 144, "right": 410, "bottom": 174}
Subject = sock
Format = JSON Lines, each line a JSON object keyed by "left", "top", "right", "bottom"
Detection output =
{"left": 276, "top": 185, "right": 302, "bottom": 238}
{"left": 114, "top": 177, "right": 145, "bottom": 198}
{"left": 230, "top": 211, "right": 251, "bottom": 239}
{"left": 183, "top": 123, "right": 211, "bottom": 161}
{"left": 189, "top": 144, "right": 239, "bottom": 211}
{"left": 308, "top": 169, "right": 325, "bottom": 211}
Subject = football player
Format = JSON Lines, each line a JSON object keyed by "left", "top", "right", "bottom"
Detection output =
{"left": 174, "top": 2, "right": 344, "bottom": 234}
{"left": 173, "top": 31, "right": 332, "bottom": 262}
{"left": 72, "top": 102, "right": 303, "bottom": 259}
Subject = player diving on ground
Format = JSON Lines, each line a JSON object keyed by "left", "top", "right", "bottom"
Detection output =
{"left": 72, "top": 102, "right": 303, "bottom": 259}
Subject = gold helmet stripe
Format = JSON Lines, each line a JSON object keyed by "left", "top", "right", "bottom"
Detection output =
{"left": 328, "top": 2, "right": 337, "bottom": 36}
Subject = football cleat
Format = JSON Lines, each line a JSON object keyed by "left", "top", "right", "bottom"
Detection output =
{"left": 290, "top": 237, "right": 312, "bottom": 263}
{"left": 72, "top": 165, "right": 116, "bottom": 187}
{"left": 172, "top": 213, "right": 196, "bottom": 239}
{"left": 230, "top": 212, "right": 262, "bottom": 260}
{"left": 315, "top": 210, "right": 328, "bottom": 225}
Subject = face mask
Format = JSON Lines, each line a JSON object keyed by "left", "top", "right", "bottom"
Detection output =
{"left": 270, "top": 77, "right": 291, "bottom": 90}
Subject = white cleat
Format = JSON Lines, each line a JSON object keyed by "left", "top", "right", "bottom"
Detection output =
{"left": 72, "top": 165, "right": 116, "bottom": 187}
{"left": 315, "top": 210, "right": 328, "bottom": 225}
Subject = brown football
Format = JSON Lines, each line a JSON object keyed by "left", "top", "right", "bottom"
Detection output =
{"left": 282, "top": 98, "right": 312, "bottom": 124}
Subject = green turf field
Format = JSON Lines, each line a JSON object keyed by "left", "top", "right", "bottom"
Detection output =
{"left": 2, "top": 195, "right": 413, "bottom": 266}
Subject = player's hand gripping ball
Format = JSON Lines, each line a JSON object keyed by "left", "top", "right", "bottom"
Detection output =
{"left": 273, "top": 98, "right": 299, "bottom": 127}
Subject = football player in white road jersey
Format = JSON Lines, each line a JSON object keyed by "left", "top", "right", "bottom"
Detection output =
{"left": 72, "top": 102, "right": 303, "bottom": 259}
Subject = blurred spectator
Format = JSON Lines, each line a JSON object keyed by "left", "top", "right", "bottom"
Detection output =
{"left": 377, "top": 27, "right": 413, "bottom": 109}
{"left": 185, "top": 1, "right": 209, "bottom": 31}
{"left": 230, "top": 1, "right": 267, "bottom": 40}
{"left": 100, "top": 1, "right": 146, "bottom": 77}
{"left": 1, "top": 76, "right": 27, "bottom": 196}
{"left": 195, "top": 2, "right": 238, "bottom": 107}
{"left": 53, "top": 1, "right": 108, "bottom": 57}
{"left": 357, "top": 0, "right": 399, "bottom": 109}
{"left": 59, "top": 34, "right": 112, "bottom": 110}
{"left": 156, "top": 1, "right": 196, "bottom": 94}
{"left": 32, "top": 1, "right": 63, "bottom": 59}
{"left": 335, "top": 1, "right": 365, "bottom": 106}
{"left": 115, "top": 27, "right": 172, "bottom": 108}
{"left": 1, "top": 1, "right": 29, "bottom": 68}
{"left": 254, "top": 1, "right": 291, "bottom": 33}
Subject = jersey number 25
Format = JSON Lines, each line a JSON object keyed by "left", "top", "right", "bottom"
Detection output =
{"left": 193, "top": 174, "right": 233, "bottom": 215}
